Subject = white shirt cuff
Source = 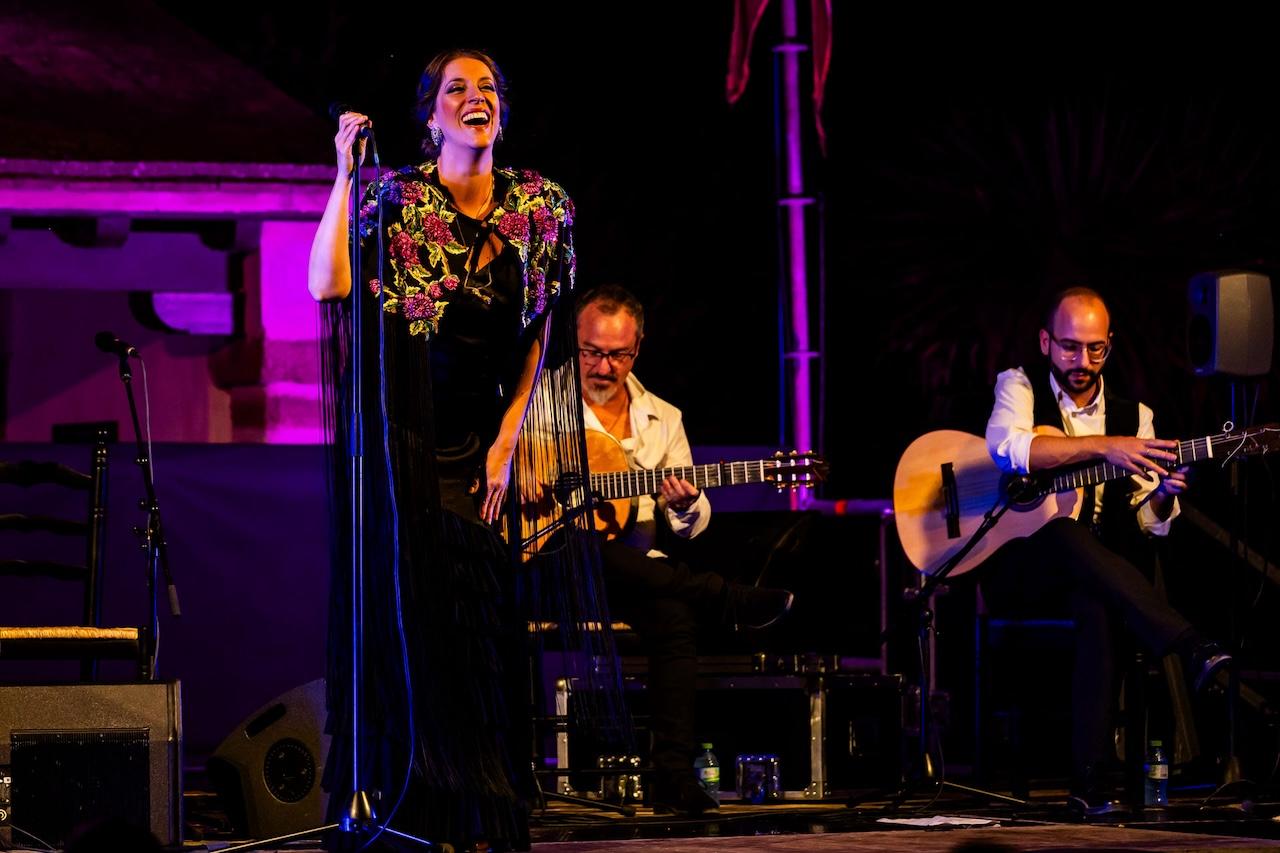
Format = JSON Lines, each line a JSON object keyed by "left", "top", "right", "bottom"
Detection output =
{"left": 1137, "top": 496, "right": 1179, "bottom": 537}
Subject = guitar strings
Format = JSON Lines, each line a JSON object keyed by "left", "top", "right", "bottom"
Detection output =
{"left": 934, "top": 427, "right": 1280, "bottom": 508}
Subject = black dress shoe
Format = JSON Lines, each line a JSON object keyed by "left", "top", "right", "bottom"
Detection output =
{"left": 1190, "top": 641, "right": 1233, "bottom": 693}
{"left": 725, "top": 584, "right": 794, "bottom": 630}
{"left": 651, "top": 776, "right": 720, "bottom": 816}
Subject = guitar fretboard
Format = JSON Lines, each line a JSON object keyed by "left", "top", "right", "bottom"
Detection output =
{"left": 1045, "top": 430, "right": 1251, "bottom": 494}
{"left": 591, "top": 460, "right": 804, "bottom": 502}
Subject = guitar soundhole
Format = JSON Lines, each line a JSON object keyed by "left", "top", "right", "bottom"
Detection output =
{"left": 1003, "top": 475, "right": 1045, "bottom": 509}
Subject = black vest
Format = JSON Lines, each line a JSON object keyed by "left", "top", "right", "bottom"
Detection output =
{"left": 1026, "top": 365, "right": 1143, "bottom": 551}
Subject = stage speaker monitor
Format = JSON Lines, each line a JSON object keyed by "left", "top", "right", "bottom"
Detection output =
{"left": 208, "top": 678, "right": 330, "bottom": 840}
{"left": 0, "top": 681, "right": 182, "bottom": 849}
{"left": 1188, "top": 270, "right": 1274, "bottom": 377}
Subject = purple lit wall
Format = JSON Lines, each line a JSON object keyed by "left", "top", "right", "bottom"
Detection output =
{"left": 0, "top": 161, "right": 334, "bottom": 443}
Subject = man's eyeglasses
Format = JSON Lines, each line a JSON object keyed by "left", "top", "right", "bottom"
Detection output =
{"left": 1049, "top": 333, "right": 1111, "bottom": 361}
{"left": 579, "top": 347, "right": 637, "bottom": 366}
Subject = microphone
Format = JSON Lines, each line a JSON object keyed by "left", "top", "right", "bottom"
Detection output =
{"left": 328, "top": 101, "right": 372, "bottom": 138}
{"left": 94, "top": 331, "right": 139, "bottom": 359}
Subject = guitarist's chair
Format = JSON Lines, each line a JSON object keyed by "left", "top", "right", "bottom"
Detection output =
{"left": 972, "top": 593, "right": 1067, "bottom": 795}
{"left": 528, "top": 618, "right": 645, "bottom": 815}
{"left": 0, "top": 435, "right": 148, "bottom": 680}
{"left": 972, "top": 544, "right": 1198, "bottom": 799}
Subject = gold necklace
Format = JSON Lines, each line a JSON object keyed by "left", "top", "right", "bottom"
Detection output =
{"left": 463, "top": 173, "right": 494, "bottom": 220}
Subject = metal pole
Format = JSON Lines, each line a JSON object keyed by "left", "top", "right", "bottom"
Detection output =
{"left": 773, "top": 0, "right": 819, "bottom": 509}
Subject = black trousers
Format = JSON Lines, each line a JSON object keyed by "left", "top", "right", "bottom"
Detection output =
{"left": 597, "top": 538, "right": 725, "bottom": 784}
{"left": 979, "top": 516, "right": 1192, "bottom": 779}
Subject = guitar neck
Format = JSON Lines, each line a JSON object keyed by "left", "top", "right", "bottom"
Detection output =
{"left": 1044, "top": 430, "right": 1244, "bottom": 494}
{"left": 590, "top": 460, "right": 777, "bottom": 502}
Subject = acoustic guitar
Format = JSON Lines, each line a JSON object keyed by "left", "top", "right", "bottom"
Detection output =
{"left": 506, "top": 429, "right": 827, "bottom": 557}
{"left": 893, "top": 423, "right": 1280, "bottom": 577}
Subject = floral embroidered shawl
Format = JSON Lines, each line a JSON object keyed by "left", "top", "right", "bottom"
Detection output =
{"left": 357, "top": 162, "right": 577, "bottom": 337}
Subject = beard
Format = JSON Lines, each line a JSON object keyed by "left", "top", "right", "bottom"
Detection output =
{"left": 583, "top": 376, "right": 621, "bottom": 406}
{"left": 1050, "top": 361, "right": 1101, "bottom": 398}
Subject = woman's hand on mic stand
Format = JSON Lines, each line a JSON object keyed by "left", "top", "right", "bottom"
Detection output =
{"left": 334, "top": 111, "right": 371, "bottom": 178}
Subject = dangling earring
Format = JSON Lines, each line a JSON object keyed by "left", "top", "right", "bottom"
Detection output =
{"left": 496, "top": 125, "right": 504, "bottom": 143}
{"left": 429, "top": 125, "right": 443, "bottom": 146}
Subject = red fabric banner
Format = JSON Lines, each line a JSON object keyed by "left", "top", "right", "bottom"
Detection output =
{"left": 726, "top": 0, "right": 833, "bottom": 154}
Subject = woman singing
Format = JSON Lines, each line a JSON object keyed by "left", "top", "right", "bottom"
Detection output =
{"left": 309, "top": 48, "right": 620, "bottom": 852}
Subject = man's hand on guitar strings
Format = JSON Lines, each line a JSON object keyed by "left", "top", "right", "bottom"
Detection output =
{"left": 661, "top": 475, "right": 700, "bottom": 513}
{"left": 1098, "top": 435, "right": 1178, "bottom": 477}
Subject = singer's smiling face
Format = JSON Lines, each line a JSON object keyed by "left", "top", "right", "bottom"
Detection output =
{"left": 429, "top": 57, "right": 501, "bottom": 152}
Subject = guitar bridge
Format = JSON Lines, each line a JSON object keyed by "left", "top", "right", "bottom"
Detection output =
{"left": 941, "top": 462, "right": 961, "bottom": 539}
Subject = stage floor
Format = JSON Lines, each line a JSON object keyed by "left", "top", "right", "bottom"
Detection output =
{"left": 182, "top": 785, "right": 1280, "bottom": 852}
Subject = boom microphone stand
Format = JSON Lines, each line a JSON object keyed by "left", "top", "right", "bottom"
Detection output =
{"left": 95, "top": 333, "right": 182, "bottom": 680}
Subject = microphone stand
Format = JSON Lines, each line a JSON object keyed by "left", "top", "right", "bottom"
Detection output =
{"left": 1214, "top": 380, "right": 1257, "bottom": 799}
{"left": 222, "top": 122, "right": 435, "bottom": 852}
{"left": 109, "top": 352, "right": 180, "bottom": 680}
{"left": 339, "top": 119, "right": 376, "bottom": 843}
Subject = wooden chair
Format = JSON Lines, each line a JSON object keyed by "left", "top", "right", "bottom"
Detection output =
{"left": 0, "top": 434, "right": 148, "bottom": 680}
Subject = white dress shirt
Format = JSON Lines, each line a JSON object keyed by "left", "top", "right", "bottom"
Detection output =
{"left": 582, "top": 373, "right": 711, "bottom": 557}
{"left": 985, "top": 367, "right": 1177, "bottom": 536}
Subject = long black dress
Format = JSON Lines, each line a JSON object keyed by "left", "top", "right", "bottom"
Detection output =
{"left": 320, "top": 164, "right": 624, "bottom": 849}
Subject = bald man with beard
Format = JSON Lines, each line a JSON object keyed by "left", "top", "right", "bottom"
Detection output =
{"left": 982, "top": 286, "right": 1230, "bottom": 812}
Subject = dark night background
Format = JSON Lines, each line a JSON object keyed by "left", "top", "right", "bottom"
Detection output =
{"left": 159, "top": 0, "right": 1280, "bottom": 715}
{"left": 150, "top": 4, "right": 1280, "bottom": 492}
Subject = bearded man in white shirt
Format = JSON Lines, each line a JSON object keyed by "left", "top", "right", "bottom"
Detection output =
{"left": 574, "top": 284, "right": 793, "bottom": 816}
{"left": 983, "top": 286, "right": 1229, "bottom": 811}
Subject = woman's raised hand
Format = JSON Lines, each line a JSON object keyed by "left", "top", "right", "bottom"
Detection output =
{"left": 334, "top": 111, "right": 371, "bottom": 176}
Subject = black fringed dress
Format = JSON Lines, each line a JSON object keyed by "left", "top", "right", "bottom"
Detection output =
{"left": 319, "top": 163, "right": 624, "bottom": 850}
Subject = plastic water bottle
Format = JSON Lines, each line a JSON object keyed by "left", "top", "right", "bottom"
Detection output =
{"left": 693, "top": 743, "right": 720, "bottom": 803}
{"left": 1144, "top": 740, "right": 1169, "bottom": 806}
